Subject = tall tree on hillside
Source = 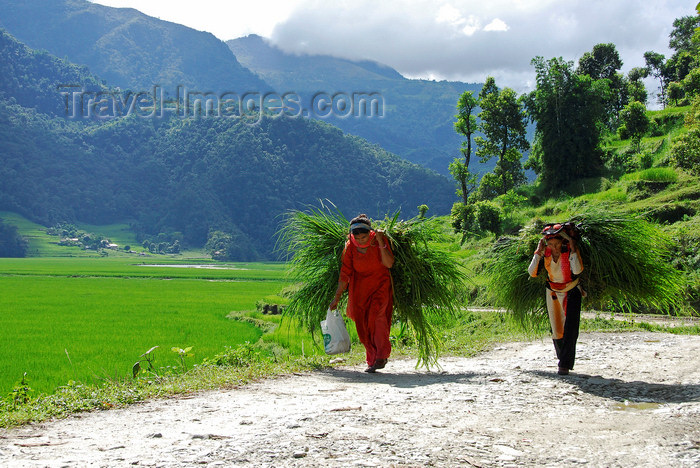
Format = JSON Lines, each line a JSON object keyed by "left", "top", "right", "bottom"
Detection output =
{"left": 627, "top": 67, "right": 649, "bottom": 104}
{"left": 577, "top": 43, "right": 623, "bottom": 80}
{"left": 450, "top": 90, "right": 479, "bottom": 205}
{"left": 620, "top": 101, "right": 650, "bottom": 152}
{"left": 644, "top": 51, "right": 672, "bottom": 107}
{"left": 577, "top": 43, "right": 627, "bottom": 129}
{"left": 474, "top": 77, "right": 529, "bottom": 198}
{"left": 667, "top": 15, "right": 700, "bottom": 82}
{"left": 525, "top": 57, "right": 604, "bottom": 192}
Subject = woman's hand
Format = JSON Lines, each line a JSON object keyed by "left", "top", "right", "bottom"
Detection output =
{"left": 329, "top": 297, "right": 340, "bottom": 311}
{"left": 535, "top": 237, "right": 546, "bottom": 256}
{"left": 375, "top": 229, "right": 387, "bottom": 248}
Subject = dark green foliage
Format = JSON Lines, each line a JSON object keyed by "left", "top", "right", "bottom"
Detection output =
{"left": 485, "top": 209, "right": 688, "bottom": 327}
{"left": 279, "top": 203, "right": 468, "bottom": 367}
{"left": 620, "top": 101, "right": 650, "bottom": 150}
{"left": 0, "top": 30, "right": 106, "bottom": 116}
{"left": 450, "top": 202, "right": 476, "bottom": 235}
{"left": 474, "top": 201, "right": 502, "bottom": 234}
{"left": 577, "top": 43, "right": 623, "bottom": 81}
{"left": 475, "top": 77, "right": 529, "bottom": 195}
{"left": 0, "top": 219, "right": 28, "bottom": 257}
{"left": 526, "top": 57, "right": 604, "bottom": 192}
{"left": 671, "top": 128, "right": 700, "bottom": 175}
{"left": 205, "top": 230, "right": 260, "bottom": 262}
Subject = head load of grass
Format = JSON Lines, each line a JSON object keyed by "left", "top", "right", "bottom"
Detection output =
{"left": 278, "top": 201, "right": 468, "bottom": 368}
{"left": 485, "top": 207, "right": 688, "bottom": 327}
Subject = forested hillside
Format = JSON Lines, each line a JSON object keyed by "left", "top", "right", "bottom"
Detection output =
{"left": 0, "top": 0, "right": 267, "bottom": 93}
{"left": 0, "top": 30, "right": 454, "bottom": 259}
{"left": 0, "top": 0, "right": 487, "bottom": 177}
{"left": 0, "top": 30, "right": 107, "bottom": 116}
{"left": 228, "top": 35, "right": 482, "bottom": 174}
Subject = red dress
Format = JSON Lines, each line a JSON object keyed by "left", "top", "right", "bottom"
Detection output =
{"left": 339, "top": 237, "right": 393, "bottom": 366}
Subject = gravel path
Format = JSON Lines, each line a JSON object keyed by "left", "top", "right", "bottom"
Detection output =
{"left": 1, "top": 331, "right": 699, "bottom": 467}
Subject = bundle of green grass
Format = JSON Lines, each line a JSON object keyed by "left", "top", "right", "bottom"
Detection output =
{"left": 278, "top": 202, "right": 468, "bottom": 368}
{"left": 485, "top": 208, "right": 688, "bottom": 327}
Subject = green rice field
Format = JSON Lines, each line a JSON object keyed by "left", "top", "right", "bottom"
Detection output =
{"left": 0, "top": 257, "right": 292, "bottom": 396}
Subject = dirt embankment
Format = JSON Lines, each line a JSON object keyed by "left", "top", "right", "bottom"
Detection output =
{"left": 1, "top": 331, "right": 699, "bottom": 467}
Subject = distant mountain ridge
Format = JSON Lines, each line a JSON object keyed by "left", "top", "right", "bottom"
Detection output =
{"left": 0, "top": 0, "right": 268, "bottom": 93}
{"left": 0, "top": 28, "right": 455, "bottom": 258}
{"left": 0, "top": 0, "right": 482, "bottom": 176}
{"left": 227, "top": 34, "right": 482, "bottom": 174}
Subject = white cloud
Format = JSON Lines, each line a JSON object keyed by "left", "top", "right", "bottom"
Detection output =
{"left": 461, "top": 15, "right": 483, "bottom": 36}
{"left": 270, "top": 0, "right": 694, "bottom": 92}
{"left": 484, "top": 18, "right": 509, "bottom": 32}
{"left": 435, "top": 4, "right": 464, "bottom": 27}
{"left": 89, "top": 0, "right": 696, "bottom": 93}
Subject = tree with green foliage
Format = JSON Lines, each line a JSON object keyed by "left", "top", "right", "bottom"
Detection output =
{"left": 667, "top": 15, "right": 700, "bottom": 82}
{"left": 577, "top": 43, "right": 628, "bottom": 129}
{"left": 577, "top": 43, "right": 623, "bottom": 81}
{"left": 451, "top": 91, "right": 479, "bottom": 205}
{"left": 683, "top": 68, "right": 700, "bottom": 98}
{"left": 0, "top": 219, "right": 28, "bottom": 257}
{"left": 671, "top": 128, "right": 700, "bottom": 175}
{"left": 670, "top": 96, "right": 700, "bottom": 175}
{"left": 627, "top": 67, "right": 649, "bottom": 104}
{"left": 474, "top": 77, "right": 529, "bottom": 197}
{"left": 525, "top": 57, "right": 604, "bottom": 193}
{"left": 667, "top": 81, "right": 685, "bottom": 106}
{"left": 644, "top": 51, "right": 672, "bottom": 107}
{"left": 619, "top": 101, "right": 650, "bottom": 152}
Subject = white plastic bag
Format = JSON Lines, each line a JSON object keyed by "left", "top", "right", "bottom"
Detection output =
{"left": 320, "top": 309, "right": 351, "bottom": 355}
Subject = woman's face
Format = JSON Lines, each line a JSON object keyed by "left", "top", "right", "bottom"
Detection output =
{"left": 353, "top": 230, "right": 370, "bottom": 245}
{"left": 546, "top": 237, "right": 563, "bottom": 252}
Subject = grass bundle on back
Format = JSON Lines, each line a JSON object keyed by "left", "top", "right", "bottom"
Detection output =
{"left": 381, "top": 212, "right": 469, "bottom": 367}
{"left": 278, "top": 203, "right": 468, "bottom": 368}
{"left": 485, "top": 208, "right": 688, "bottom": 326}
{"left": 277, "top": 202, "right": 348, "bottom": 334}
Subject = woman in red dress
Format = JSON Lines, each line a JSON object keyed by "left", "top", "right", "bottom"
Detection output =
{"left": 329, "top": 214, "right": 394, "bottom": 373}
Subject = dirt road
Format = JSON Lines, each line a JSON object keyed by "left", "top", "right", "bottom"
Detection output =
{"left": 1, "top": 331, "right": 699, "bottom": 467}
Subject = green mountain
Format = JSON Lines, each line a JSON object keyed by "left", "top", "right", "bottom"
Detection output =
{"left": 0, "top": 31, "right": 455, "bottom": 258}
{"left": 0, "top": 0, "right": 267, "bottom": 93}
{"left": 227, "top": 35, "right": 482, "bottom": 174}
{"left": 0, "top": 29, "right": 107, "bottom": 116}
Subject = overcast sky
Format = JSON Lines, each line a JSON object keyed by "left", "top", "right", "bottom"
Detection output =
{"left": 91, "top": 0, "right": 696, "bottom": 94}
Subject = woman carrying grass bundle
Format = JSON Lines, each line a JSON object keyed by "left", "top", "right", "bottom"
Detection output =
{"left": 329, "top": 214, "right": 395, "bottom": 373}
{"left": 528, "top": 223, "right": 584, "bottom": 376}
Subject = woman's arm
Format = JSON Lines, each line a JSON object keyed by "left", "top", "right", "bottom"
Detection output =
{"left": 528, "top": 237, "right": 546, "bottom": 277}
{"left": 329, "top": 280, "right": 348, "bottom": 310}
{"left": 376, "top": 230, "right": 394, "bottom": 268}
{"left": 569, "top": 239, "right": 583, "bottom": 274}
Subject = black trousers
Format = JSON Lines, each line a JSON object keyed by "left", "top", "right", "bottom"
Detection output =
{"left": 552, "top": 286, "right": 582, "bottom": 370}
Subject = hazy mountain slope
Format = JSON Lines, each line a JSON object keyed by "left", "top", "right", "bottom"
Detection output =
{"left": 0, "top": 0, "right": 267, "bottom": 93}
{"left": 227, "top": 34, "right": 482, "bottom": 174}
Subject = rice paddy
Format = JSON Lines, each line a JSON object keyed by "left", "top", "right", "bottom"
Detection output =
{"left": 0, "top": 257, "right": 291, "bottom": 396}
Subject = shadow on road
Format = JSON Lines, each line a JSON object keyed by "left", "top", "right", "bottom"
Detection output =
{"left": 527, "top": 370, "right": 700, "bottom": 404}
{"left": 317, "top": 367, "right": 483, "bottom": 389}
